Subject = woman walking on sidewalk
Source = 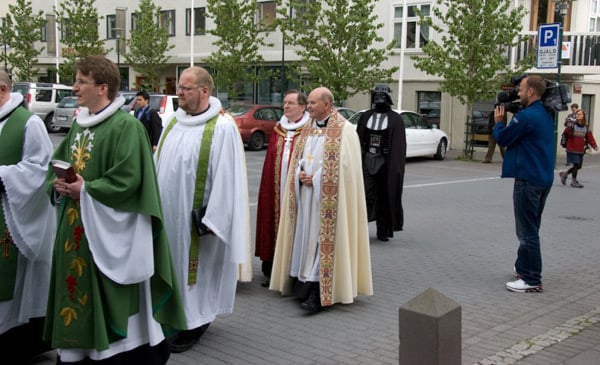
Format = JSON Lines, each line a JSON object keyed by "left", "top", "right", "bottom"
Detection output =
{"left": 559, "top": 109, "right": 598, "bottom": 188}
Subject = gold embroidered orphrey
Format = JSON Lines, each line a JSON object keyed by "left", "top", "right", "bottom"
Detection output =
{"left": 272, "top": 126, "right": 304, "bottom": 239}
{"left": 286, "top": 111, "right": 343, "bottom": 306}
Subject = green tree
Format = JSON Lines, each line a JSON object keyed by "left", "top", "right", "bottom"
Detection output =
{"left": 277, "top": 0, "right": 398, "bottom": 104}
{"left": 55, "top": 0, "right": 106, "bottom": 83}
{"left": 412, "top": 0, "right": 533, "bottom": 115}
{"left": 1, "top": 0, "right": 46, "bottom": 81}
{"left": 204, "top": 0, "right": 272, "bottom": 105}
{"left": 125, "top": 0, "right": 174, "bottom": 91}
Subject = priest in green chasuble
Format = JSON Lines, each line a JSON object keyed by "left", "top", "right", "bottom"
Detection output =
{"left": 44, "top": 55, "right": 186, "bottom": 364}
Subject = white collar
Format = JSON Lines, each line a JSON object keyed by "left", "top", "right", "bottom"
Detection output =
{"left": 173, "top": 96, "right": 222, "bottom": 126}
{"left": 76, "top": 96, "right": 126, "bottom": 128}
{"left": 0, "top": 93, "right": 25, "bottom": 121}
{"left": 279, "top": 111, "right": 310, "bottom": 131}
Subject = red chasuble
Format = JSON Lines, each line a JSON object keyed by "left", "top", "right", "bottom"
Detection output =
{"left": 255, "top": 124, "right": 304, "bottom": 262}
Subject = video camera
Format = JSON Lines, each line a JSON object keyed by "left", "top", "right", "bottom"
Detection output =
{"left": 495, "top": 74, "right": 571, "bottom": 114}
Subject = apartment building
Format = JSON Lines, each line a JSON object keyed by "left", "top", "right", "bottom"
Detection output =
{"left": 2, "top": 0, "right": 599, "bottom": 150}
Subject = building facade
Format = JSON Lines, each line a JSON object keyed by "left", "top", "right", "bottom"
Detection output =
{"left": 2, "top": 0, "right": 599, "bottom": 151}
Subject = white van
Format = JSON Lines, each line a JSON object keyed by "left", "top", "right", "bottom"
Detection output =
{"left": 12, "top": 82, "right": 74, "bottom": 133}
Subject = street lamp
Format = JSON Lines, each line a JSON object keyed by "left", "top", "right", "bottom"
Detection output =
{"left": 552, "top": 0, "right": 576, "bottom": 161}
{"left": 113, "top": 27, "right": 123, "bottom": 69}
{"left": 1, "top": 17, "right": 7, "bottom": 74}
{"left": 116, "top": 34, "right": 120, "bottom": 67}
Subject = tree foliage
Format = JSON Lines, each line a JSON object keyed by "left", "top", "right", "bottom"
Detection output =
{"left": 277, "top": 0, "right": 398, "bottom": 104}
{"left": 412, "top": 0, "right": 534, "bottom": 107}
{"left": 1, "top": 0, "right": 46, "bottom": 81}
{"left": 125, "top": 0, "right": 174, "bottom": 91}
{"left": 55, "top": 0, "right": 106, "bottom": 83}
{"left": 204, "top": 0, "right": 272, "bottom": 105}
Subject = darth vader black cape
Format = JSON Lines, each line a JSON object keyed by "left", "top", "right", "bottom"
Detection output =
{"left": 356, "top": 109, "right": 406, "bottom": 231}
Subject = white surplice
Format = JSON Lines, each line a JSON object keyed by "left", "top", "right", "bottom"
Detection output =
{"left": 0, "top": 93, "right": 56, "bottom": 334}
{"left": 155, "top": 97, "right": 250, "bottom": 330}
{"left": 289, "top": 127, "right": 325, "bottom": 282}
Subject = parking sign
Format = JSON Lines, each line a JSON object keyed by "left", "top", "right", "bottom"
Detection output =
{"left": 537, "top": 23, "right": 560, "bottom": 69}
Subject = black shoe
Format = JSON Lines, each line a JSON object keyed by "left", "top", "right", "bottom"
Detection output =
{"left": 169, "top": 323, "right": 211, "bottom": 353}
{"left": 377, "top": 234, "right": 389, "bottom": 242}
{"left": 293, "top": 279, "right": 313, "bottom": 301}
{"left": 261, "top": 278, "right": 270, "bottom": 287}
{"left": 299, "top": 283, "right": 322, "bottom": 313}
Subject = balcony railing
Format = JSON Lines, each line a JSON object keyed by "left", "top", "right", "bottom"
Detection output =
{"left": 512, "top": 32, "right": 600, "bottom": 70}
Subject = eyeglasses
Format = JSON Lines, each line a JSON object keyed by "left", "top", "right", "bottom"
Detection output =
{"left": 74, "top": 79, "right": 104, "bottom": 87}
{"left": 176, "top": 85, "right": 201, "bottom": 93}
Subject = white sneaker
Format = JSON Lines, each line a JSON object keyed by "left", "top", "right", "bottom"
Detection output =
{"left": 506, "top": 279, "right": 543, "bottom": 293}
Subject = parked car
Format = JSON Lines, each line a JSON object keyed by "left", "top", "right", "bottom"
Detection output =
{"left": 12, "top": 82, "right": 74, "bottom": 133}
{"left": 227, "top": 104, "right": 283, "bottom": 151}
{"left": 336, "top": 107, "right": 356, "bottom": 120}
{"left": 470, "top": 109, "right": 490, "bottom": 146}
{"left": 52, "top": 96, "right": 79, "bottom": 129}
{"left": 119, "top": 91, "right": 138, "bottom": 112}
{"left": 349, "top": 109, "right": 449, "bottom": 160}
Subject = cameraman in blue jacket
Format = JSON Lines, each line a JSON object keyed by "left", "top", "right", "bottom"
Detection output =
{"left": 493, "top": 75, "right": 554, "bottom": 293}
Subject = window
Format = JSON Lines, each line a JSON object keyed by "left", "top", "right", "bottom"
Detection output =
{"left": 186, "top": 7, "right": 206, "bottom": 35}
{"left": 257, "top": 1, "right": 276, "bottom": 30}
{"left": 393, "top": 3, "right": 430, "bottom": 49}
{"left": 61, "top": 19, "right": 74, "bottom": 41}
{"left": 160, "top": 10, "right": 176, "bottom": 36}
{"left": 131, "top": 13, "right": 138, "bottom": 31}
{"left": 291, "top": 0, "right": 316, "bottom": 27}
{"left": 36, "top": 89, "right": 52, "bottom": 102}
{"left": 417, "top": 91, "right": 441, "bottom": 124}
{"left": 591, "top": 0, "right": 600, "bottom": 31}
{"left": 107, "top": 14, "right": 118, "bottom": 39}
{"left": 41, "top": 23, "right": 47, "bottom": 42}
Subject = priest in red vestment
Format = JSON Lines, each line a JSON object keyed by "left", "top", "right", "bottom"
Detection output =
{"left": 255, "top": 90, "right": 310, "bottom": 287}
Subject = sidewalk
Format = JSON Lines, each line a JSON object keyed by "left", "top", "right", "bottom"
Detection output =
{"left": 32, "top": 146, "right": 600, "bottom": 365}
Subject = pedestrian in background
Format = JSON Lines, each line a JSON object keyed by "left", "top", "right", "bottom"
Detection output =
{"left": 563, "top": 103, "right": 579, "bottom": 166}
{"left": 270, "top": 87, "right": 373, "bottom": 313}
{"left": 559, "top": 108, "right": 598, "bottom": 188}
{"left": 0, "top": 69, "right": 55, "bottom": 363}
{"left": 255, "top": 90, "right": 310, "bottom": 288}
{"left": 45, "top": 55, "right": 186, "bottom": 364}
{"left": 564, "top": 103, "right": 578, "bottom": 127}
{"left": 493, "top": 75, "right": 554, "bottom": 293}
{"left": 135, "top": 90, "right": 163, "bottom": 152}
{"left": 154, "top": 66, "right": 251, "bottom": 352}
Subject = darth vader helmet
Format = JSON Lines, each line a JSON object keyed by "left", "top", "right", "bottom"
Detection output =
{"left": 371, "top": 84, "right": 394, "bottom": 107}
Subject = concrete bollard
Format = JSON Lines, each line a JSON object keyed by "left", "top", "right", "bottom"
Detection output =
{"left": 399, "top": 288, "right": 461, "bottom": 365}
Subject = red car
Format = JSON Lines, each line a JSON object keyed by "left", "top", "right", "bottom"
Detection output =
{"left": 227, "top": 104, "right": 283, "bottom": 151}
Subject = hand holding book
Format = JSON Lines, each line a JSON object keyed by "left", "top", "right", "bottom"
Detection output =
{"left": 51, "top": 160, "right": 77, "bottom": 183}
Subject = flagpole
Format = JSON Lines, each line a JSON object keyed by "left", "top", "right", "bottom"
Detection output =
{"left": 397, "top": 0, "right": 407, "bottom": 107}
{"left": 55, "top": 0, "right": 60, "bottom": 83}
{"left": 190, "top": 0, "right": 194, "bottom": 66}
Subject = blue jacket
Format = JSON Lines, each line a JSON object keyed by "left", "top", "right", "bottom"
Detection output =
{"left": 493, "top": 99, "right": 555, "bottom": 186}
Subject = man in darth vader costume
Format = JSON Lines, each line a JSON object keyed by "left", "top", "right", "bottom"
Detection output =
{"left": 356, "top": 84, "right": 406, "bottom": 241}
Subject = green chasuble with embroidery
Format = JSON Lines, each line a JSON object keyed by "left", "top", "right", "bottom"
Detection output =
{"left": 43, "top": 109, "right": 186, "bottom": 350}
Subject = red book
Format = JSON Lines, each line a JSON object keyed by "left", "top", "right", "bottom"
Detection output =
{"left": 51, "top": 160, "right": 77, "bottom": 183}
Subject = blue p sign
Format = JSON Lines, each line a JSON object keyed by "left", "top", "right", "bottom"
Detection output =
{"left": 539, "top": 23, "right": 559, "bottom": 47}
